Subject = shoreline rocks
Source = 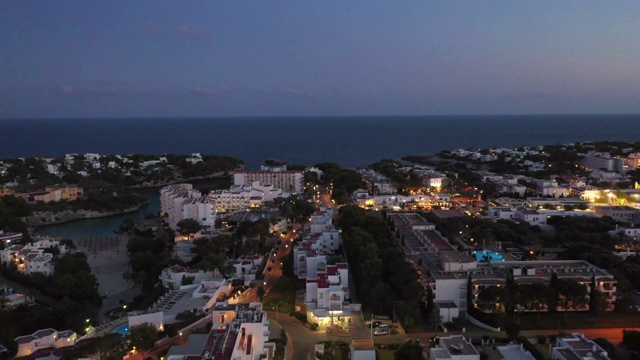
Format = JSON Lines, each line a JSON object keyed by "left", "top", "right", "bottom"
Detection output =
{"left": 28, "top": 203, "right": 147, "bottom": 229}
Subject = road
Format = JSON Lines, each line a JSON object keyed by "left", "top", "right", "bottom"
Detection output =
{"left": 272, "top": 307, "right": 633, "bottom": 358}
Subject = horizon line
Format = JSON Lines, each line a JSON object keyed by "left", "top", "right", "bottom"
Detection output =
{"left": 2, "top": 112, "right": 640, "bottom": 121}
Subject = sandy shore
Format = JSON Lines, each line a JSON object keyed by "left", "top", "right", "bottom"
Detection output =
{"left": 73, "top": 235, "right": 132, "bottom": 297}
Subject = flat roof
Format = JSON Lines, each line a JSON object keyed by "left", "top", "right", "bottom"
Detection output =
{"left": 352, "top": 340, "right": 375, "bottom": 350}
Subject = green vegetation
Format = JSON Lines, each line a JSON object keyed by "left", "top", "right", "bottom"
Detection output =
{"left": 393, "top": 340, "right": 423, "bottom": 360}
{"left": 0, "top": 154, "right": 242, "bottom": 225}
{"left": 367, "top": 159, "right": 423, "bottom": 191}
{"left": 316, "top": 340, "right": 349, "bottom": 360}
{"left": 60, "top": 333, "right": 127, "bottom": 360}
{"left": 622, "top": 330, "right": 640, "bottom": 352}
{"left": 126, "top": 224, "right": 175, "bottom": 308}
{"left": 129, "top": 322, "right": 160, "bottom": 351}
{"left": 274, "top": 195, "right": 315, "bottom": 222}
{"left": 339, "top": 206, "right": 424, "bottom": 328}
{"left": 0, "top": 252, "right": 101, "bottom": 355}
{"left": 176, "top": 218, "right": 202, "bottom": 238}
{"left": 263, "top": 277, "right": 296, "bottom": 314}
{"left": 314, "top": 163, "right": 364, "bottom": 204}
{"left": 0, "top": 195, "right": 31, "bottom": 236}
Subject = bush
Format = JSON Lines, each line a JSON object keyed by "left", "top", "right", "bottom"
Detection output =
{"left": 290, "top": 311, "right": 308, "bottom": 324}
{"left": 310, "top": 323, "right": 318, "bottom": 331}
{"left": 622, "top": 330, "right": 640, "bottom": 351}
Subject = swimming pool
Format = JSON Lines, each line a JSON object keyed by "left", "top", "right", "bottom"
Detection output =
{"left": 473, "top": 250, "right": 504, "bottom": 262}
{"left": 112, "top": 323, "right": 130, "bottom": 336}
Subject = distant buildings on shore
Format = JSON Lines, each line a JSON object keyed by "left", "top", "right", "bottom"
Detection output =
{"left": 160, "top": 162, "right": 304, "bottom": 230}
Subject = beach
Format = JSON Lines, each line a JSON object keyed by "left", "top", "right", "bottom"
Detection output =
{"left": 73, "top": 235, "right": 132, "bottom": 297}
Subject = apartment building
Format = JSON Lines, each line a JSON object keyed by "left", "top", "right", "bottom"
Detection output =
{"left": 0, "top": 238, "right": 68, "bottom": 276}
{"left": 357, "top": 169, "right": 395, "bottom": 195}
{"left": 14, "top": 329, "right": 77, "bottom": 358}
{"left": 160, "top": 183, "right": 211, "bottom": 229}
{"left": 44, "top": 184, "right": 83, "bottom": 201}
{"left": 207, "top": 181, "right": 285, "bottom": 213}
{"left": 389, "top": 212, "right": 618, "bottom": 323}
{"left": 580, "top": 153, "right": 624, "bottom": 173}
{"left": 552, "top": 333, "right": 612, "bottom": 360}
{"left": 233, "top": 164, "right": 303, "bottom": 194}
{"left": 166, "top": 302, "right": 274, "bottom": 360}
{"left": 595, "top": 206, "right": 640, "bottom": 223}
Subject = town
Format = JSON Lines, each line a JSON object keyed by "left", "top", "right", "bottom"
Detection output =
{"left": 1, "top": 141, "right": 640, "bottom": 360}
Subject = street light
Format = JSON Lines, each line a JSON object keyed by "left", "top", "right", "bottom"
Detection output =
{"left": 273, "top": 300, "right": 285, "bottom": 323}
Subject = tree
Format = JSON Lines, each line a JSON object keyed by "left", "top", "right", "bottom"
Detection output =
{"left": 129, "top": 323, "right": 158, "bottom": 351}
{"left": 257, "top": 286, "right": 266, "bottom": 301}
{"left": 556, "top": 279, "right": 588, "bottom": 319}
{"left": 96, "top": 333, "right": 126, "bottom": 360}
{"left": 503, "top": 320, "right": 520, "bottom": 340}
{"left": 394, "top": 340, "right": 423, "bottom": 360}
{"left": 176, "top": 218, "right": 202, "bottom": 238}
{"left": 623, "top": 330, "right": 640, "bottom": 352}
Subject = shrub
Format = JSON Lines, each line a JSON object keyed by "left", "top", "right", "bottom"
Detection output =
{"left": 290, "top": 311, "right": 308, "bottom": 324}
{"left": 622, "top": 330, "right": 640, "bottom": 351}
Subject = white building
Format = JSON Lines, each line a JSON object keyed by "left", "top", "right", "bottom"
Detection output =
{"left": 350, "top": 340, "right": 376, "bottom": 360}
{"left": 234, "top": 166, "right": 304, "bottom": 194}
{"left": 207, "top": 181, "right": 286, "bottom": 213}
{"left": 308, "top": 207, "right": 335, "bottom": 234}
{"left": 580, "top": 153, "right": 624, "bottom": 173}
{"left": 496, "top": 344, "right": 536, "bottom": 360}
{"left": 0, "top": 285, "right": 31, "bottom": 308}
{"left": 14, "top": 329, "right": 77, "bottom": 358}
{"left": 226, "top": 255, "right": 264, "bottom": 286}
{"left": 160, "top": 184, "right": 214, "bottom": 229}
{"left": 159, "top": 265, "right": 214, "bottom": 289}
{"left": 429, "top": 335, "right": 479, "bottom": 360}
{"left": 166, "top": 302, "right": 275, "bottom": 360}
{"left": 299, "top": 230, "right": 341, "bottom": 255}
{"left": 0, "top": 239, "right": 65, "bottom": 276}
{"left": 552, "top": 333, "right": 612, "bottom": 360}
{"left": 305, "top": 263, "right": 351, "bottom": 329}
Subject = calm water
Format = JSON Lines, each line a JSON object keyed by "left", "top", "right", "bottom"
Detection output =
{"left": 36, "top": 187, "right": 160, "bottom": 238}
{"left": 36, "top": 179, "right": 228, "bottom": 238}
{"left": 2, "top": 114, "right": 639, "bottom": 169}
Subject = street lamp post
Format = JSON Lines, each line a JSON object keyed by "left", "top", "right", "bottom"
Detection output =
{"left": 273, "top": 300, "right": 285, "bottom": 323}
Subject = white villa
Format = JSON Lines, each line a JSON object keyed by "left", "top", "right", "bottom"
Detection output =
{"left": 166, "top": 302, "right": 275, "bottom": 360}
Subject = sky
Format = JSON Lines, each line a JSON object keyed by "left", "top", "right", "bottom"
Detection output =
{"left": 1, "top": 1, "right": 640, "bottom": 118}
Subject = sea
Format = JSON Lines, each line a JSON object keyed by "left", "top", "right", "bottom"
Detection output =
{"left": 2, "top": 114, "right": 638, "bottom": 238}
{"left": 2, "top": 114, "right": 639, "bottom": 169}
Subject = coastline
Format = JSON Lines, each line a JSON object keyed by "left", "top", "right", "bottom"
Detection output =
{"left": 28, "top": 202, "right": 149, "bottom": 229}
{"left": 27, "top": 172, "right": 232, "bottom": 231}
{"left": 128, "top": 171, "right": 232, "bottom": 189}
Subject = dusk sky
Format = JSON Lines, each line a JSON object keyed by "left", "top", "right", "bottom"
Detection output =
{"left": 2, "top": 1, "right": 640, "bottom": 118}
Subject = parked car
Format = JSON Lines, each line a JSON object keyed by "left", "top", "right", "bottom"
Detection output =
{"left": 377, "top": 324, "right": 390, "bottom": 330}
{"left": 374, "top": 329, "right": 389, "bottom": 336}
{"left": 368, "top": 321, "right": 382, "bottom": 328}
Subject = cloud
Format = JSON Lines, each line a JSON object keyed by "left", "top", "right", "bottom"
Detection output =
{"left": 178, "top": 25, "right": 212, "bottom": 42}
{"left": 282, "top": 88, "right": 316, "bottom": 98}
{"left": 57, "top": 85, "right": 75, "bottom": 94}
{"left": 54, "top": 85, "right": 134, "bottom": 96}
{"left": 139, "top": 22, "right": 162, "bottom": 34}
{"left": 189, "top": 87, "right": 222, "bottom": 97}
